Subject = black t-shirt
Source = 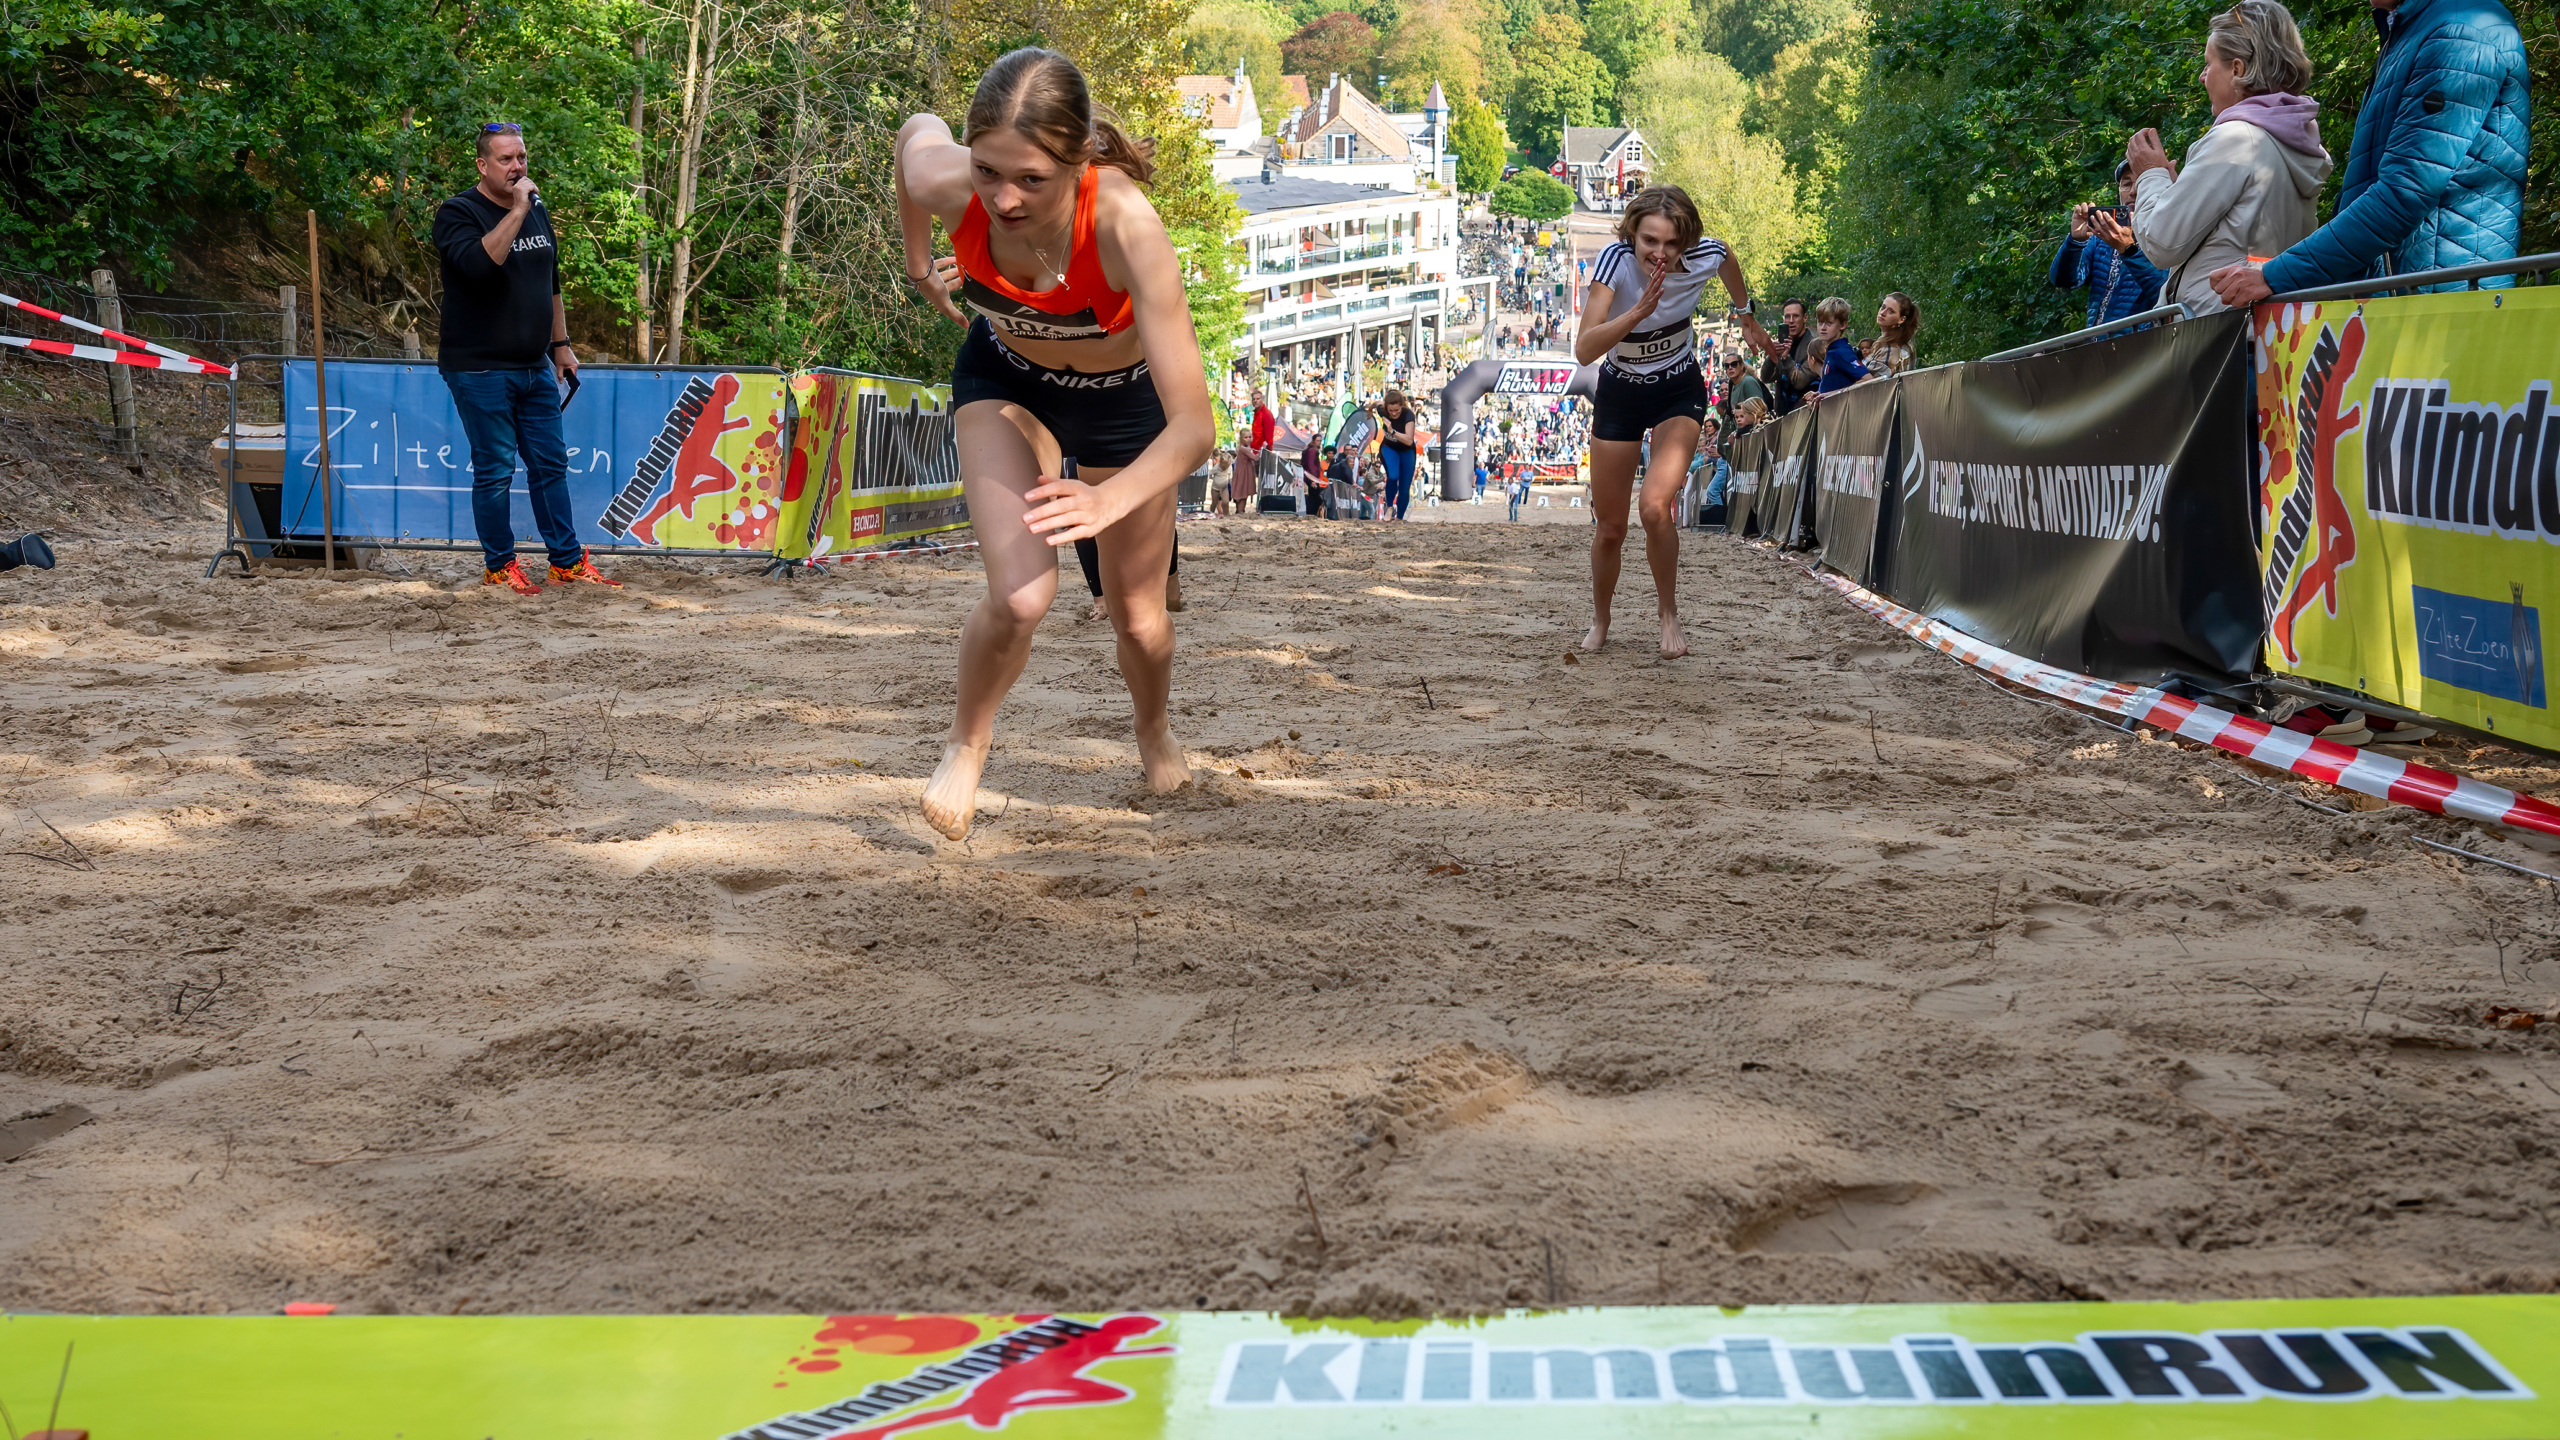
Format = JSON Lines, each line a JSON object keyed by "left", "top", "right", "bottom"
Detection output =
{"left": 433, "top": 187, "right": 561, "bottom": 371}
{"left": 1380, "top": 409, "right": 1417, "bottom": 449}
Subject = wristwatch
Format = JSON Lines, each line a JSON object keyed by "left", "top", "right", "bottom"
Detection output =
{"left": 549, "top": 341, "right": 575, "bottom": 353}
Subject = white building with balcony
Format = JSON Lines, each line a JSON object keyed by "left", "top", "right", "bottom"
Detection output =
{"left": 1228, "top": 172, "right": 1493, "bottom": 392}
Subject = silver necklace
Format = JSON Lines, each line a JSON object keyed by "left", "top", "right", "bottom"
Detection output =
{"left": 1022, "top": 211, "right": 1075, "bottom": 290}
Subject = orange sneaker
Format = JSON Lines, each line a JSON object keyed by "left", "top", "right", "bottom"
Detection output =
{"left": 548, "top": 548, "right": 622, "bottom": 588}
{"left": 485, "top": 558, "right": 541, "bottom": 596}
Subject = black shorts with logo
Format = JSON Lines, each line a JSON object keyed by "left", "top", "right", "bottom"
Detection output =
{"left": 950, "top": 318, "right": 1166, "bottom": 468}
{"left": 1591, "top": 355, "right": 1710, "bottom": 443}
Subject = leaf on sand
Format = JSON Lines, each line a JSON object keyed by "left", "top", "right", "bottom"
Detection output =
{"left": 1236, "top": 767, "right": 1255, "bottom": 779}
{"left": 2483, "top": 1006, "right": 2552, "bottom": 1031}
{"left": 1562, "top": 652, "right": 1579, "bottom": 664}
{"left": 1428, "top": 862, "right": 1467, "bottom": 877}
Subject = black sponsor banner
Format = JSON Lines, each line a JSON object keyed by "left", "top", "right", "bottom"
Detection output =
{"left": 1812, "top": 380, "right": 1900, "bottom": 589}
{"left": 1726, "top": 426, "right": 1768, "bottom": 537}
{"left": 1752, "top": 404, "right": 1820, "bottom": 547}
{"left": 1885, "top": 309, "right": 2257, "bottom": 694}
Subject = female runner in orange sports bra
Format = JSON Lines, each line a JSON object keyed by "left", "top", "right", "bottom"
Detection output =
{"left": 896, "top": 48, "right": 1214, "bottom": 840}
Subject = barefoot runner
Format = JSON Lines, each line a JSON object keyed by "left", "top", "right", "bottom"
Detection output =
{"left": 1572, "top": 186, "right": 1777, "bottom": 656}
{"left": 897, "top": 48, "right": 1211, "bottom": 839}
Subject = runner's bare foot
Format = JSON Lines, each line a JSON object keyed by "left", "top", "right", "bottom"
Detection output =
{"left": 1581, "top": 620, "right": 1609, "bottom": 651}
{"left": 1135, "top": 719, "right": 1194, "bottom": 794}
{"left": 1086, "top": 597, "right": 1111, "bottom": 622}
{"left": 921, "top": 739, "right": 990, "bottom": 840}
{"left": 1165, "top": 573, "right": 1186, "bottom": 613}
{"left": 1660, "top": 615, "right": 1689, "bottom": 658}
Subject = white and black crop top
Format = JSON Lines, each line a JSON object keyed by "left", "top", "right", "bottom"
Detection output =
{"left": 1588, "top": 237, "right": 1730, "bottom": 374}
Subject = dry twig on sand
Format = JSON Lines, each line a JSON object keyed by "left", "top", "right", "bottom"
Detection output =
{"left": 8, "top": 809, "right": 97, "bottom": 870}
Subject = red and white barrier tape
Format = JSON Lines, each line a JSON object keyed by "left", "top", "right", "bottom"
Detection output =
{"left": 2, "top": 292, "right": 232, "bottom": 378}
{"left": 1, "top": 331, "right": 232, "bottom": 377}
{"left": 1816, "top": 571, "right": 2560, "bottom": 842}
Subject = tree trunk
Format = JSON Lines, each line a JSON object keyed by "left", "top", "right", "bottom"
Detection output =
{"left": 631, "top": 37, "right": 652, "bottom": 362}
{"left": 667, "top": 0, "right": 723, "bottom": 362}
{"left": 777, "top": 36, "right": 808, "bottom": 322}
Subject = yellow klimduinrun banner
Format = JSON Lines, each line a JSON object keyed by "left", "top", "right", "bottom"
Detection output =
{"left": 2255, "top": 287, "right": 2560, "bottom": 745}
{"left": 6, "top": 1299, "right": 2560, "bottom": 1436}
{"left": 777, "top": 369, "right": 969, "bottom": 561}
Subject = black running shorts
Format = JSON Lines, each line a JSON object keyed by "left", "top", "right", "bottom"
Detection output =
{"left": 1591, "top": 356, "right": 1709, "bottom": 443}
{"left": 950, "top": 318, "right": 1167, "bottom": 468}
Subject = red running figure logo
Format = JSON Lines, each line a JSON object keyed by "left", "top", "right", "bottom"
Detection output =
{"left": 630, "top": 372, "right": 752, "bottom": 545}
{"left": 2271, "top": 312, "right": 2368, "bottom": 665}
{"left": 727, "top": 1313, "right": 1172, "bottom": 1440}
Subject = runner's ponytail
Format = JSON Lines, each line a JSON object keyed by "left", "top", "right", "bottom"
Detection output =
{"left": 967, "top": 48, "right": 1156, "bottom": 188}
{"left": 1087, "top": 105, "right": 1157, "bottom": 187}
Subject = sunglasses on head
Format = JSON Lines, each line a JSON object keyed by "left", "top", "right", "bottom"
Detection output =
{"left": 482, "top": 122, "right": 522, "bottom": 134}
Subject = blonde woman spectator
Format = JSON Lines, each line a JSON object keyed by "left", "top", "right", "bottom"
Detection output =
{"left": 1863, "top": 293, "right": 1920, "bottom": 379}
{"left": 2125, "top": 0, "right": 2333, "bottom": 315}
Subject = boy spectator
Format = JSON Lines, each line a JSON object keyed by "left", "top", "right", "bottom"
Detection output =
{"left": 1808, "top": 297, "right": 1870, "bottom": 397}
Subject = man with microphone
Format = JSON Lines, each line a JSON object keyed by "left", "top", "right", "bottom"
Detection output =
{"left": 432, "top": 122, "right": 619, "bottom": 595}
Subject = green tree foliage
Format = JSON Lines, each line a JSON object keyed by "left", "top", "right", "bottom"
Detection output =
{"left": 1692, "top": 0, "right": 1854, "bottom": 78}
{"left": 0, "top": 0, "right": 1245, "bottom": 387}
{"left": 1505, "top": 11, "right": 1609, "bottom": 160}
{"left": 1584, "top": 0, "right": 1689, "bottom": 95}
{"left": 1451, "top": 96, "right": 1509, "bottom": 190}
{"left": 1618, "top": 50, "right": 1808, "bottom": 292}
{"left": 0, "top": 0, "right": 640, "bottom": 288}
{"left": 1742, "top": 18, "right": 1863, "bottom": 238}
{"left": 1183, "top": 2, "right": 1290, "bottom": 110}
{"left": 1280, "top": 10, "right": 1381, "bottom": 91}
{"left": 1489, "top": 169, "right": 1573, "bottom": 219}
{"left": 1381, "top": 0, "right": 1485, "bottom": 107}
{"left": 2522, "top": 3, "right": 2556, "bottom": 258}
{"left": 1466, "top": 0, "right": 1516, "bottom": 105}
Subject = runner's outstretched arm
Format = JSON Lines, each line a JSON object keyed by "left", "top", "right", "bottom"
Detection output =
{"left": 895, "top": 115, "right": 971, "bottom": 327}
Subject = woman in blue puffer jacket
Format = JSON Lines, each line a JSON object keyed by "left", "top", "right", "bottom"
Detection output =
{"left": 2210, "top": 0, "right": 2529, "bottom": 303}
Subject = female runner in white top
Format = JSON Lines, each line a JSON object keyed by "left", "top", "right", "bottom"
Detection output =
{"left": 1572, "top": 185, "right": 1778, "bottom": 656}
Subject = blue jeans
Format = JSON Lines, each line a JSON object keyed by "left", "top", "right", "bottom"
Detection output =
{"left": 443, "top": 367, "right": 583, "bottom": 572}
{"left": 1381, "top": 445, "right": 1415, "bottom": 519}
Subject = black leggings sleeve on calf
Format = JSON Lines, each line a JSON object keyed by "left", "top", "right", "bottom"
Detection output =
{"left": 1076, "top": 536, "right": 1104, "bottom": 597}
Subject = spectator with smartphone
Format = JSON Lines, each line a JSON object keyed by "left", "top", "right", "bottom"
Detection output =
{"left": 2049, "top": 162, "right": 2168, "bottom": 329}
{"left": 2126, "top": 2, "right": 2334, "bottom": 317}
{"left": 1761, "top": 299, "right": 1820, "bottom": 416}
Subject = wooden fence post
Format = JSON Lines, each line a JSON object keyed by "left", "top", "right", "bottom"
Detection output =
{"left": 91, "top": 270, "right": 140, "bottom": 455}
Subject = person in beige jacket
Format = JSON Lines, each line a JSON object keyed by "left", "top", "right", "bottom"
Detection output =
{"left": 2123, "top": 0, "right": 2334, "bottom": 316}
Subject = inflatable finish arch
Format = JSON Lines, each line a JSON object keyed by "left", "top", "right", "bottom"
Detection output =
{"left": 1436, "top": 356, "right": 1600, "bottom": 499}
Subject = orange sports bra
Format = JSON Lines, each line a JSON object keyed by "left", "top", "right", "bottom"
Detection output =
{"left": 953, "top": 164, "right": 1135, "bottom": 342}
